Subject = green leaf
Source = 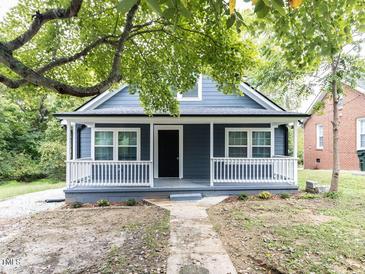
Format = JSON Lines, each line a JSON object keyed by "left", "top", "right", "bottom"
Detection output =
{"left": 254, "top": 0, "right": 269, "bottom": 18}
{"left": 145, "top": 0, "right": 163, "bottom": 15}
{"left": 226, "top": 14, "right": 236, "bottom": 29}
{"left": 272, "top": 0, "right": 286, "bottom": 16}
{"left": 162, "top": 7, "right": 176, "bottom": 19}
{"left": 178, "top": 1, "right": 192, "bottom": 18}
{"left": 116, "top": 0, "right": 138, "bottom": 13}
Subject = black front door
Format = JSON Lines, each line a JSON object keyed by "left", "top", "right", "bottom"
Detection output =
{"left": 158, "top": 130, "right": 179, "bottom": 177}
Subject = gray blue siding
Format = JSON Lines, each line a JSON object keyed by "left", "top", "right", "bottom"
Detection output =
{"left": 274, "top": 125, "right": 288, "bottom": 156}
{"left": 79, "top": 126, "right": 91, "bottom": 159}
{"left": 183, "top": 125, "right": 210, "bottom": 179}
{"left": 96, "top": 76, "right": 265, "bottom": 109}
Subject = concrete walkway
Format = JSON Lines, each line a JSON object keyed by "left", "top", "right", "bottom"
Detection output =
{"left": 0, "top": 188, "right": 65, "bottom": 219}
{"left": 149, "top": 197, "right": 237, "bottom": 274}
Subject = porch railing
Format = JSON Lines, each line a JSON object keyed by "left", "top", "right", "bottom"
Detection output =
{"left": 66, "top": 160, "right": 153, "bottom": 188}
{"left": 211, "top": 157, "right": 297, "bottom": 185}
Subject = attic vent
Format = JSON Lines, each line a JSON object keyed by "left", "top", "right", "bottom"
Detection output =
{"left": 177, "top": 75, "right": 202, "bottom": 101}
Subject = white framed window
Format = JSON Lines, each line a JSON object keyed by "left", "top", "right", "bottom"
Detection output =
{"left": 176, "top": 75, "right": 203, "bottom": 101}
{"left": 226, "top": 129, "right": 248, "bottom": 157}
{"left": 316, "top": 124, "right": 324, "bottom": 149}
{"left": 252, "top": 131, "right": 271, "bottom": 158}
{"left": 357, "top": 118, "right": 365, "bottom": 150}
{"left": 94, "top": 128, "right": 140, "bottom": 161}
{"left": 95, "top": 131, "right": 114, "bottom": 160}
{"left": 118, "top": 131, "right": 138, "bottom": 160}
{"left": 225, "top": 128, "right": 272, "bottom": 158}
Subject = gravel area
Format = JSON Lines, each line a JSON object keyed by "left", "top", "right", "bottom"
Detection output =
{"left": 0, "top": 188, "right": 65, "bottom": 219}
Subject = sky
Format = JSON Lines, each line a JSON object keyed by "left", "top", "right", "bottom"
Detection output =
{"left": 0, "top": 0, "right": 18, "bottom": 19}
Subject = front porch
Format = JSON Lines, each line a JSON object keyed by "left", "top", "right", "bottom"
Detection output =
{"left": 62, "top": 116, "right": 301, "bottom": 201}
{"left": 66, "top": 157, "right": 298, "bottom": 188}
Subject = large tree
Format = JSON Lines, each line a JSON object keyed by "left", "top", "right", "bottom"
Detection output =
{"left": 250, "top": 0, "right": 365, "bottom": 191}
{"left": 0, "top": 0, "right": 261, "bottom": 114}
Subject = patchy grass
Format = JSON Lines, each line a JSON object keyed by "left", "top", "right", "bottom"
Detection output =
{"left": 209, "top": 170, "right": 365, "bottom": 273}
{"left": 0, "top": 179, "right": 65, "bottom": 200}
{"left": 0, "top": 205, "right": 169, "bottom": 274}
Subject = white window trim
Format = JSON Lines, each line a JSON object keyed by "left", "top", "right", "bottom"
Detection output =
{"left": 225, "top": 128, "right": 249, "bottom": 158}
{"left": 225, "top": 128, "right": 273, "bottom": 158}
{"left": 316, "top": 124, "right": 324, "bottom": 150}
{"left": 93, "top": 128, "right": 141, "bottom": 161}
{"left": 176, "top": 75, "right": 203, "bottom": 101}
{"left": 357, "top": 117, "right": 365, "bottom": 150}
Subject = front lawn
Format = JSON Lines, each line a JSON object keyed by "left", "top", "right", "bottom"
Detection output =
{"left": 209, "top": 170, "right": 365, "bottom": 273}
{"left": 0, "top": 204, "right": 169, "bottom": 273}
{"left": 0, "top": 179, "right": 65, "bottom": 200}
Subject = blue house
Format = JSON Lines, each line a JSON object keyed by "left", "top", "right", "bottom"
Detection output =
{"left": 56, "top": 75, "right": 308, "bottom": 202}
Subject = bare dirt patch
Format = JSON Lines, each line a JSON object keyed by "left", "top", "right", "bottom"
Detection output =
{"left": 208, "top": 197, "right": 365, "bottom": 274}
{"left": 0, "top": 205, "right": 169, "bottom": 274}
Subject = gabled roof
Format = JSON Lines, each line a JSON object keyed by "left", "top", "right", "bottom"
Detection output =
{"left": 305, "top": 80, "right": 365, "bottom": 114}
{"left": 56, "top": 75, "right": 308, "bottom": 118}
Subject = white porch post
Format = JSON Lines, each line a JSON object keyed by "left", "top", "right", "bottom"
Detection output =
{"left": 66, "top": 120, "right": 71, "bottom": 188}
{"left": 210, "top": 122, "right": 214, "bottom": 186}
{"left": 293, "top": 121, "right": 298, "bottom": 185}
{"left": 150, "top": 123, "right": 154, "bottom": 187}
{"left": 72, "top": 123, "right": 77, "bottom": 160}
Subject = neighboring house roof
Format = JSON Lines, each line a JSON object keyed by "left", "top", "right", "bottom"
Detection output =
{"left": 306, "top": 80, "right": 365, "bottom": 114}
{"left": 56, "top": 75, "right": 308, "bottom": 118}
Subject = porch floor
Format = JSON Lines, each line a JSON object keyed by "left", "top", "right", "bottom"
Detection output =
{"left": 65, "top": 178, "right": 298, "bottom": 202}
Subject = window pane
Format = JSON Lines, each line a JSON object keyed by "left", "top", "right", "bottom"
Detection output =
{"left": 319, "top": 136, "right": 324, "bottom": 147}
{"left": 252, "top": 132, "right": 271, "bottom": 146}
{"left": 252, "top": 147, "right": 271, "bottom": 158}
{"left": 118, "top": 147, "right": 137, "bottom": 160}
{"left": 229, "top": 131, "right": 247, "bottom": 145}
{"left": 228, "top": 147, "right": 247, "bottom": 158}
{"left": 95, "top": 132, "right": 113, "bottom": 146}
{"left": 361, "top": 134, "right": 365, "bottom": 148}
{"left": 95, "top": 147, "right": 113, "bottom": 160}
{"left": 118, "top": 131, "right": 137, "bottom": 146}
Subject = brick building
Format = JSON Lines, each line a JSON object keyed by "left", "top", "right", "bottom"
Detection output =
{"left": 304, "top": 82, "right": 365, "bottom": 171}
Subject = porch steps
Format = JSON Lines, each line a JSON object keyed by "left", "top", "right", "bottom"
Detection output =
{"left": 170, "top": 193, "right": 202, "bottom": 201}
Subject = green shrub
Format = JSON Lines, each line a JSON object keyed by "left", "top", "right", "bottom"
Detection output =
{"left": 301, "top": 193, "right": 320, "bottom": 199}
{"left": 70, "top": 201, "right": 83, "bottom": 208}
{"left": 238, "top": 193, "right": 248, "bottom": 201}
{"left": 96, "top": 199, "right": 110, "bottom": 207}
{"left": 324, "top": 191, "right": 340, "bottom": 199}
{"left": 126, "top": 198, "right": 137, "bottom": 206}
{"left": 280, "top": 193, "right": 290, "bottom": 199}
{"left": 39, "top": 141, "right": 66, "bottom": 180}
{"left": 257, "top": 191, "right": 272, "bottom": 200}
{"left": 4, "top": 152, "right": 45, "bottom": 182}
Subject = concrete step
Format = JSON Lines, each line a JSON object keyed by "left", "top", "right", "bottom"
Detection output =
{"left": 170, "top": 193, "right": 202, "bottom": 201}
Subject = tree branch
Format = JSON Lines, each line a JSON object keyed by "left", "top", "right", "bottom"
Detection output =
{"left": 0, "top": 1, "right": 140, "bottom": 96}
{"left": 4, "top": 0, "right": 83, "bottom": 52}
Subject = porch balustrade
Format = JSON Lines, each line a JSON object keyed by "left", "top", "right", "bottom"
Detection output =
{"left": 211, "top": 157, "right": 297, "bottom": 184}
{"left": 66, "top": 160, "right": 153, "bottom": 188}
{"left": 66, "top": 157, "right": 297, "bottom": 188}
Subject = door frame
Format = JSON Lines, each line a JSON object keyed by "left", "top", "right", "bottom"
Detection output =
{"left": 154, "top": 125, "right": 183, "bottom": 179}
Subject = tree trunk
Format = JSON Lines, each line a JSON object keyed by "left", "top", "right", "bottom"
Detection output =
{"left": 330, "top": 73, "right": 340, "bottom": 192}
